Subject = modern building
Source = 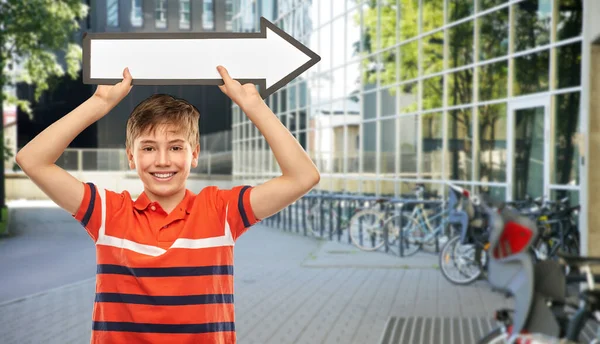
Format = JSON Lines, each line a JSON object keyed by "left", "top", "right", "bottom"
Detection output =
{"left": 231, "top": 0, "right": 600, "bottom": 255}
{"left": 17, "top": 0, "right": 237, "bottom": 159}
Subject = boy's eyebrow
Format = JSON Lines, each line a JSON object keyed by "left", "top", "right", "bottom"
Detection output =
{"left": 139, "top": 139, "right": 186, "bottom": 144}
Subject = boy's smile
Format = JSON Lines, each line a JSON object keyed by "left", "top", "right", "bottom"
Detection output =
{"left": 127, "top": 124, "right": 199, "bottom": 212}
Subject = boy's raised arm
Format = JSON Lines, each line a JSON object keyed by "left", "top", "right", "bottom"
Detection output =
{"left": 15, "top": 68, "right": 133, "bottom": 215}
{"left": 217, "top": 66, "right": 320, "bottom": 220}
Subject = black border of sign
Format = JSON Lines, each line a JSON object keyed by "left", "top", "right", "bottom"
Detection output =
{"left": 82, "top": 17, "right": 320, "bottom": 99}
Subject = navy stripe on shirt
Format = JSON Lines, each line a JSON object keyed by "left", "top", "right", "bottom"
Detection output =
{"left": 97, "top": 264, "right": 233, "bottom": 277}
{"left": 93, "top": 321, "right": 235, "bottom": 334}
{"left": 80, "top": 182, "right": 96, "bottom": 227}
{"left": 95, "top": 293, "right": 234, "bottom": 305}
{"left": 238, "top": 185, "right": 251, "bottom": 228}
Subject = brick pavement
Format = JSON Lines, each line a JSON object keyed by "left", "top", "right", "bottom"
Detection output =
{"left": 0, "top": 214, "right": 510, "bottom": 344}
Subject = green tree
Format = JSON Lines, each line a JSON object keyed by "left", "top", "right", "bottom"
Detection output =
{"left": 0, "top": 0, "right": 88, "bottom": 217}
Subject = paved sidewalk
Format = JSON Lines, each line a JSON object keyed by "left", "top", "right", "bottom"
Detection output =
{"left": 0, "top": 217, "right": 510, "bottom": 344}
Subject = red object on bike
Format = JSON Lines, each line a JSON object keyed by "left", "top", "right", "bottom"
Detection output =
{"left": 492, "top": 221, "right": 533, "bottom": 259}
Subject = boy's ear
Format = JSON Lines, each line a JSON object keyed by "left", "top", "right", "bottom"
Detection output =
{"left": 126, "top": 147, "right": 135, "bottom": 169}
{"left": 191, "top": 144, "right": 200, "bottom": 168}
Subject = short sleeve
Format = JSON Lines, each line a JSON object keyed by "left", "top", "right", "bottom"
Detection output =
{"left": 215, "top": 185, "right": 260, "bottom": 241}
{"left": 72, "top": 182, "right": 126, "bottom": 242}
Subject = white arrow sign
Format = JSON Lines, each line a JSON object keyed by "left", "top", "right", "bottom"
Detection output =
{"left": 83, "top": 17, "right": 320, "bottom": 99}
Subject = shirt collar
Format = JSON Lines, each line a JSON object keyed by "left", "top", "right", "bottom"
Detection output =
{"left": 134, "top": 189, "right": 195, "bottom": 214}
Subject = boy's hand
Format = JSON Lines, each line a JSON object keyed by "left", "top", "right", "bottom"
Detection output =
{"left": 93, "top": 67, "right": 133, "bottom": 109}
{"left": 217, "top": 65, "right": 263, "bottom": 112}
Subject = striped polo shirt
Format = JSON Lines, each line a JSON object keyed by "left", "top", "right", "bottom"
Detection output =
{"left": 73, "top": 182, "right": 259, "bottom": 343}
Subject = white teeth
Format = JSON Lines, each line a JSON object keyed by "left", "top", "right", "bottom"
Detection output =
{"left": 152, "top": 173, "right": 175, "bottom": 179}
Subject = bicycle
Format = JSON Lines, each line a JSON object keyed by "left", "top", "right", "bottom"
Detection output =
{"left": 306, "top": 194, "right": 388, "bottom": 240}
{"left": 478, "top": 204, "right": 600, "bottom": 344}
{"left": 348, "top": 184, "right": 447, "bottom": 255}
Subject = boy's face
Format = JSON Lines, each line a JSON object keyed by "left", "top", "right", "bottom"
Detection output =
{"left": 127, "top": 124, "right": 199, "bottom": 201}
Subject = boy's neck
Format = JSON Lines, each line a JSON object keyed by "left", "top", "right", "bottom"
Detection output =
{"left": 145, "top": 188, "right": 187, "bottom": 214}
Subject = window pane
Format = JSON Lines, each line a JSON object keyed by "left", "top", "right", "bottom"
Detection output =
{"left": 556, "top": 42, "right": 581, "bottom": 89}
{"left": 421, "top": 112, "right": 443, "bottom": 179}
{"left": 180, "top": 0, "right": 191, "bottom": 30}
{"left": 399, "top": 0, "right": 419, "bottom": 41}
{"left": 449, "top": 0, "right": 473, "bottom": 23}
{"left": 513, "top": 50, "right": 549, "bottom": 96}
{"left": 423, "top": 75, "right": 443, "bottom": 110}
{"left": 380, "top": 2, "right": 397, "bottom": 50}
{"left": 381, "top": 48, "right": 397, "bottom": 86}
{"left": 333, "top": 126, "right": 344, "bottom": 173}
{"left": 478, "top": 104, "right": 507, "bottom": 182}
{"left": 449, "top": 21, "right": 473, "bottom": 68}
{"left": 348, "top": 125, "right": 360, "bottom": 173}
{"left": 363, "top": 89, "right": 377, "bottom": 120}
{"left": 400, "top": 82, "right": 418, "bottom": 113}
{"left": 479, "top": 8, "right": 508, "bottom": 61}
{"left": 332, "top": 16, "right": 345, "bottom": 68}
{"left": 448, "top": 109, "right": 473, "bottom": 181}
{"left": 480, "top": 0, "right": 507, "bottom": 11}
{"left": 553, "top": 93, "right": 580, "bottom": 185}
{"left": 107, "top": 0, "right": 119, "bottom": 27}
{"left": 362, "top": 122, "right": 376, "bottom": 173}
{"left": 514, "top": 1, "right": 551, "bottom": 52}
{"left": 423, "top": 0, "right": 443, "bottom": 33}
{"left": 479, "top": 61, "right": 507, "bottom": 101}
{"left": 400, "top": 115, "right": 419, "bottom": 177}
{"left": 155, "top": 0, "right": 167, "bottom": 29}
{"left": 422, "top": 31, "right": 444, "bottom": 75}
{"left": 380, "top": 87, "right": 397, "bottom": 117}
{"left": 130, "top": 0, "right": 143, "bottom": 27}
{"left": 203, "top": 0, "right": 215, "bottom": 31}
{"left": 557, "top": 0, "right": 582, "bottom": 41}
{"left": 400, "top": 40, "right": 419, "bottom": 81}
{"left": 477, "top": 185, "right": 506, "bottom": 202}
{"left": 347, "top": 7, "right": 361, "bottom": 63}
{"left": 319, "top": 0, "right": 331, "bottom": 25}
{"left": 448, "top": 69, "right": 473, "bottom": 106}
{"left": 380, "top": 118, "right": 396, "bottom": 175}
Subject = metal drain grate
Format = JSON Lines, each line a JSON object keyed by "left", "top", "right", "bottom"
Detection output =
{"left": 379, "top": 316, "right": 600, "bottom": 344}
{"left": 379, "top": 316, "right": 499, "bottom": 344}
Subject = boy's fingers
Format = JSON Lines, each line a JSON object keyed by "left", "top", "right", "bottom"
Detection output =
{"left": 123, "top": 67, "right": 133, "bottom": 86}
{"left": 217, "top": 65, "right": 233, "bottom": 84}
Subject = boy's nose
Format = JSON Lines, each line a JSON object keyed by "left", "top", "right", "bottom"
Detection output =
{"left": 155, "top": 151, "right": 171, "bottom": 166}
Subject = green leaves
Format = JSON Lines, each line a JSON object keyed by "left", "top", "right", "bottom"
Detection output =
{"left": 1, "top": 0, "right": 88, "bottom": 105}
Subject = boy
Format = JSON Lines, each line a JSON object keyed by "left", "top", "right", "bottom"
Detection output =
{"left": 15, "top": 66, "right": 320, "bottom": 343}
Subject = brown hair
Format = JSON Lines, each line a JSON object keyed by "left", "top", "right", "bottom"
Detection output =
{"left": 126, "top": 94, "right": 200, "bottom": 149}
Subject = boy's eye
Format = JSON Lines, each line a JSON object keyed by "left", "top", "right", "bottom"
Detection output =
{"left": 171, "top": 146, "right": 183, "bottom": 151}
{"left": 142, "top": 147, "right": 154, "bottom": 151}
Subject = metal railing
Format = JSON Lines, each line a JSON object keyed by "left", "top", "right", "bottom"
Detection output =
{"left": 50, "top": 148, "right": 232, "bottom": 175}
{"left": 263, "top": 191, "right": 446, "bottom": 257}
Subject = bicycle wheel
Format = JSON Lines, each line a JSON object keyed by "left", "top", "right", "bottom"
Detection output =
{"left": 439, "top": 235, "right": 485, "bottom": 285}
{"left": 306, "top": 202, "right": 338, "bottom": 239}
{"left": 477, "top": 327, "right": 509, "bottom": 344}
{"left": 348, "top": 209, "right": 386, "bottom": 251}
{"left": 385, "top": 213, "right": 423, "bottom": 256}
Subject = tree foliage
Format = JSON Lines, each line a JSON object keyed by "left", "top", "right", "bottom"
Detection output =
{"left": 0, "top": 0, "right": 88, "bottom": 112}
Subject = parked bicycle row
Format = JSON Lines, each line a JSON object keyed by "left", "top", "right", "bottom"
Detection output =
{"left": 439, "top": 184, "right": 582, "bottom": 286}
{"left": 263, "top": 184, "right": 598, "bottom": 342}
{"left": 262, "top": 185, "right": 447, "bottom": 257}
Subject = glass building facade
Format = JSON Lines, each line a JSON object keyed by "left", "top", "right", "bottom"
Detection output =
{"left": 231, "top": 0, "right": 583, "bottom": 203}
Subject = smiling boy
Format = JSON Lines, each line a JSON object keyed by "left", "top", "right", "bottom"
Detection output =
{"left": 15, "top": 66, "right": 320, "bottom": 343}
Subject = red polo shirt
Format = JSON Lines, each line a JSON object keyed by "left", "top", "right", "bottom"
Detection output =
{"left": 73, "top": 182, "right": 259, "bottom": 343}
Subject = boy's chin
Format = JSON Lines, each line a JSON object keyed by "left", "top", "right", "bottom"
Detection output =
{"left": 144, "top": 184, "right": 185, "bottom": 198}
